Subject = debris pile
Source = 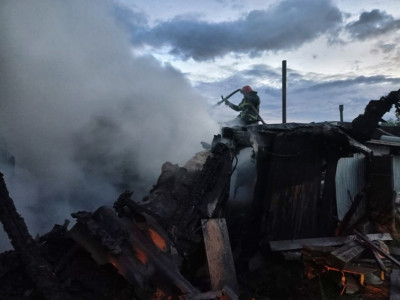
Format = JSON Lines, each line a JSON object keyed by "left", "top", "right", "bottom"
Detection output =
{"left": 0, "top": 89, "right": 400, "bottom": 299}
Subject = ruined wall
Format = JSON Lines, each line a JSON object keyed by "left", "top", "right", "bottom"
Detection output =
{"left": 250, "top": 125, "right": 352, "bottom": 241}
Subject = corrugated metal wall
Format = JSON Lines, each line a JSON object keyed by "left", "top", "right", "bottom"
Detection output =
{"left": 335, "top": 154, "right": 366, "bottom": 221}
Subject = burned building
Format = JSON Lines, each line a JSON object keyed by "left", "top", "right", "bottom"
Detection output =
{"left": 0, "top": 89, "right": 400, "bottom": 299}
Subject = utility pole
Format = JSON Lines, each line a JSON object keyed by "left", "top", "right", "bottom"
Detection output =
{"left": 339, "top": 104, "right": 344, "bottom": 122}
{"left": 282, "top": 60, "right": 287, "bottom": 124}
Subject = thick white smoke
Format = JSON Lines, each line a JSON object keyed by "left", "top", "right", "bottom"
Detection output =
{"left": 0, "top": 0, "right": 219, "bottom": 250}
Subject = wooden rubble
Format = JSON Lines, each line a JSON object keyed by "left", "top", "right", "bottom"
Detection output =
{"left": 0, "top": 89, "right": 399, "bottom": 299}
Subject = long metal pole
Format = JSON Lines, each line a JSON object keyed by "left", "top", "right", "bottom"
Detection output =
{"left": 282, "top": 60, "right": 287, "bottom": 124}
{"left": 339, "top": 104, "right": 344, "bottom": 122}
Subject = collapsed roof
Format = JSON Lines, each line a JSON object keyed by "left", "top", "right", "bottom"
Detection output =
{"left": 0, "top": 89, "right": 399, "bottom": 299}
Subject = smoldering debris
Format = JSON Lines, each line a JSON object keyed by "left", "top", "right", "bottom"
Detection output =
{"left": 0, "top": 90, "right": 400, "bottom": 299}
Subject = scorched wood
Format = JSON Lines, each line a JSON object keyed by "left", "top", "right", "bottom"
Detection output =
{"left": 70, "top": 206, "right": 199, "bottom": 298}
{"left": 350, "top": 89, "right": 400, "bottom": 142}
{"left": 118, "top": 142, "right": 234, "bottom": 255}
{"left": 0, "top": 172, "right": 71, "bottom": 299}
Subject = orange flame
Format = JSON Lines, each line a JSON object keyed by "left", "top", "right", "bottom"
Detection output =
{"left": 148, "top": 227, "right": 167, "bottom": 252}
{"left": 108, "top": 256, "right": 118, "bottom": 268}
{"left": 152, "top": 288, "right": 169, "bottom": 300}
{"left": 135, "top": 248, "right": 148, "bottom": 265}
{"left": 107, "top": 256, "right": 127, "bottom": 277}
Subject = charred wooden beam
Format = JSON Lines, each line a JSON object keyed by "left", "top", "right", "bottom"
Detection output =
{"left": 354, "top": 230, "right": 400, "bottom": 268}
{"left": 371, "top": 246, "right": 388, "bottom": 273}
{"left": 327, "top": 240, "right": 366, "bottom": 269}
{"left": 269, "top": 233, "right": 392, "bottom": 252}
{"left": 336, "top": 191, "right": 365, "bottom": 236}
{"left": 70, "top": 206, "right": 199, "bottom": 298}
{"left": 350, "top": 89, "right": 400, "bottom": 142}
{"left": 202, "top": 218, "right": 239, "bottom": 295}
{"left": 0, "top": 172, "right": 71, "bottom": 299}
{"left": 123, "top": 142, "right": 233, "bottom": 255}
{"left": 0, "top": 172, "right": 32, "bottom": 251}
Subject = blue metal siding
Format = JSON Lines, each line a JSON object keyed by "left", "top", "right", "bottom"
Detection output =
{"left": 336, "top": 154, "right": 366, "bottom": 220}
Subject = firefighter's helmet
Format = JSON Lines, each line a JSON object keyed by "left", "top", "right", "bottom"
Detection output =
{"left": 241, "top": 85, "right": 253, "bottom": 94}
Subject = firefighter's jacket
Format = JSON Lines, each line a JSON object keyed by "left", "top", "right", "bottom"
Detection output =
{"left": 227, "top": 91, "right": 260, "bottom": 124}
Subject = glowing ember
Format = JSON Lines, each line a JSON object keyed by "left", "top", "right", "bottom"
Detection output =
{"left": 148, "top": 227, "right": 167, "bottom": 252}
{"left": 135, "top": 248, "right": 148, "bottom": 265}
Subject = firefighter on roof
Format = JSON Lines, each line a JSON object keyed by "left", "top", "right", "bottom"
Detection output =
{"left": 224, "top": 85, "right": 261, "bottom": 125}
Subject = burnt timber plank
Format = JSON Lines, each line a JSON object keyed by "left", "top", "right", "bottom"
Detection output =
{"left": 0, "top": 172, "right": 72, "bottom": 299}
{"left": 202, "top": 218, "right": 239, "bottom": 294}
{"left": 70, "top": 206, "right": 199, "bottom": 297}
{"left": 354, "top": 230, "right": 400, "bottom": 268}
{"left": 327, "top": 240, "right": 365, "bottom": 269}
{"left": 269, "top": 233, "right": 392, "bottom": 251}
{"left": 0, "top": 172, "right": 32, "bottom": 251}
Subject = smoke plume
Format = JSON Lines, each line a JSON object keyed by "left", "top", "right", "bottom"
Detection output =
{"left": 0, "top": 0, "right": 218, "bottom": 250}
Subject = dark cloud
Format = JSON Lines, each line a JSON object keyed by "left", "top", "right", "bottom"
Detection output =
{"left": 370, "top": 48, "right": 379, "bottom": 55}
{"left": 117, "top": 0, "right": 342, "bottom": 61}
{"left": 345, "top": 9, "right": 400, "bottom": 40}
{"left": 283, "top": 75, "right": 400, "bottom": 122}
{"left": 274, "top": 75, "right": 400, "bottom": 123}
{"left": 113, "top": 3, "right": 147, "bottom": 25}
{"left": 113, "top": 2, "right": 149, "bottom": 43}
{"left": 378, "top": 43, "right": 396, "bottom": 54}
{"left": 296, "top": 75, "right": 400, "bottom": 92}
{"left": 242, "top": 64, "right": 280, "bottom": 78}
{"left": 196, "top": 63, "right": 400, "bottom": 124}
